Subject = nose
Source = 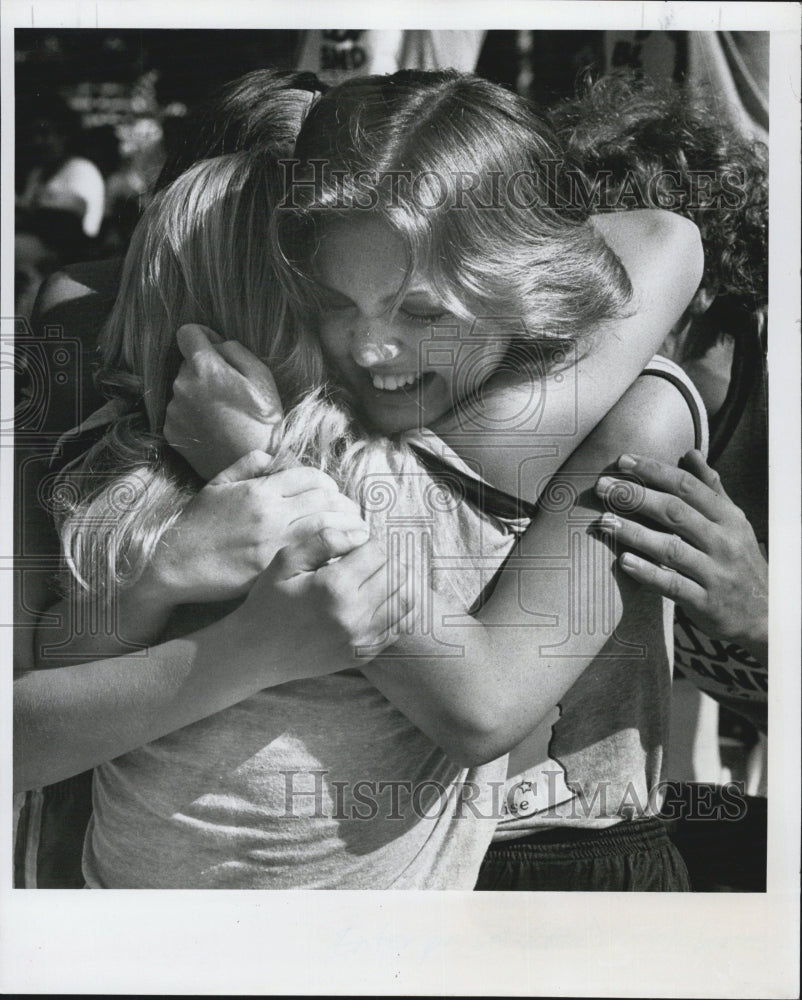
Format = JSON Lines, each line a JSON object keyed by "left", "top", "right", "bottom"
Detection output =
{"left": 351, "top": 327, "right": 402, "bottom": 368}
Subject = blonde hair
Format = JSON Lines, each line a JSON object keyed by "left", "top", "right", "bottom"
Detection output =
{"left": 55, "top": 152, "right": 468, "bottom": 596}
{"left": 276, "top": 70, "right": 632, "bottom": 349}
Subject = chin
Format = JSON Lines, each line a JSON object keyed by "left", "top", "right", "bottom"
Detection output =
{"left": 350, "top": 373, "right": 453, "bottom": 436}
{"left": 365, "top": 409, "right": 421, "bottom": 436}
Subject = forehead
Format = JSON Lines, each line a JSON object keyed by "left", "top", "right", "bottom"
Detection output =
{"left": 313, "top": 215, "right": 411, "bottom": 295}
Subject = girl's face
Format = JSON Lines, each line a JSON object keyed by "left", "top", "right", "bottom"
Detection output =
{"left": 313, "top": 216, "right": 511, "bottom": 435}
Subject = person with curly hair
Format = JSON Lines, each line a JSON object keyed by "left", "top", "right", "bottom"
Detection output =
{"left": 550, "top": 73, "right": 768, "bottom": 729}
{"left": 538, "top": 73, "right": 769, "bottom": 893}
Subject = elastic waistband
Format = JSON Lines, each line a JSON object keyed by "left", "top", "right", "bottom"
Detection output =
{"left": 487, "top": 818, "right": 671, "bottom": 862}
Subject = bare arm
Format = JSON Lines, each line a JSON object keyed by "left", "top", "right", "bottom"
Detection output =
{"left": 363, "top": 374, "right": 697, "bottom": 764}
{"left": 14, "top": 458, "right": 402, "bottom": 791}
{"left": 431, "top": 210, "right": 704, "bottom": 497}
{"left": 143, "top": 210, "right": 703, "bottom": 767}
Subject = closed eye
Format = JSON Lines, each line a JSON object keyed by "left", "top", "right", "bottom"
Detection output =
{"left": 399, "top": 307, "right": 448, "bottom": 325}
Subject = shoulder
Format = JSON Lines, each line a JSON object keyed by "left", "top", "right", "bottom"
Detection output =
{"left": 591, "top": 367, "right": 699, "bottom": 465}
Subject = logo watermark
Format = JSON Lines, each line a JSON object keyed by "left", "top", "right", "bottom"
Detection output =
{"left": 277, "top": 770, "right": 751, "bottom": 822}
{"left": 279, "top": 159, "right": 750, "bottom": 213}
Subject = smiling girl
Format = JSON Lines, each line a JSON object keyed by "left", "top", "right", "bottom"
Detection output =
{"left": 21, "top": 71, "right": 704, "bottom": 890}
{"left": 161, "top": 72, "right": 706, "bottom": 889}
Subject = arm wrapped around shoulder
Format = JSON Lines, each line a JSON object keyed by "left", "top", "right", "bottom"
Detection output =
{"left": 590, "top": 209, "right": 704, "bottom": 325}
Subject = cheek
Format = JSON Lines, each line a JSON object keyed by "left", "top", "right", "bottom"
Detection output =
{"left": 316, "top": 315, "right": 350, "bottom": 362}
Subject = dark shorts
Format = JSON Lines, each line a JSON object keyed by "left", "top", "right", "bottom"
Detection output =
{"left": 475, "top": 817, "right": 691, "bottom": 892}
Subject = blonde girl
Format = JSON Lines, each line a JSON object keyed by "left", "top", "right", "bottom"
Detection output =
{"left": 26, "top": 72, "right": 702, "bottom": 889}
{"left": 161, "top": 72, "right": 705, "bottom": 889}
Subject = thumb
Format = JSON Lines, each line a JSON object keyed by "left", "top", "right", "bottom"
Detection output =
{"left": 273, "top": 527, "right": 370, "bottom": 578}
{"left": 176, "top": 323, "right": 225, "bottom": 361}
{"left": 214, "top": 340, "right": 281, "bottom": 397}
{"left": 208, "top": 449, "right": 274, "bottom": 485}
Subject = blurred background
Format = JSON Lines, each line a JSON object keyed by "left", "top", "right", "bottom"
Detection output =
{"left": 15, "top": 28, "right": 767, "bottom": 314}
{"left": 14, "top": 27, "right": 769, "bottom": 811}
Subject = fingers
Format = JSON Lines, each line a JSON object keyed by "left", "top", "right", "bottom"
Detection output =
{"left": 346, "top": 547, "right": 417, "bottom": 653}
{"left": 290, "top": 507, "right": 369, "bottom": 542}
{"left": 680, "top": 449, "right": 731, "bottom": 501}
{"left": 323, "top": 537, "right": 388, "bottom": 587}
{"left": 213, "top": 340, "right": 279, "bottom": 395}
{"left": 595, "top": 511, "right": 706, "bottom": 583}
{"left": 287, "top": 488, "right": 362, "bottom": 526}
{"left": 208, "top": 450, "right": 275, "bottom": 485}
{"left": 273, "top": 526, "right": 371, "bottom": 578}
{"left": 367, "top": 555, "right": 418, "bottom": 640}
{"left": 612, "top": 453, "right": 725, "bottom": 522}
{"left": 617, "top": 551, "right": 708, "bottom": 613}
{"left": 596, "top": 473, "right": 712, "bottom": 552}
{"left": 175, "top": 324, "right": 224, "bottom": 360}
{"left": 268, "top": 466, "right": 341, "bottom": 498}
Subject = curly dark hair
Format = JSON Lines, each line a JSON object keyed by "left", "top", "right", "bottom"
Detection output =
{"left": 550, "top": 72, "right": 768, "bottom": 308}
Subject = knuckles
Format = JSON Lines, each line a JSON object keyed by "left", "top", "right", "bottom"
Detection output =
{"left": 664, "top": 569, "right": 683, "bottom": 601}
{"left": 664, "top": 532, "right": 683, "bottom": 564}
{"left": 675, "top": 470, "right": 697, "bottom": 500}
{"left": 664, "top": 497, "right": 686, "bottom": 525}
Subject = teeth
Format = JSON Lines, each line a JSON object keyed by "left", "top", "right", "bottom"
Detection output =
{"left": 371, "top": 372, "right": 420, "bottom": 391}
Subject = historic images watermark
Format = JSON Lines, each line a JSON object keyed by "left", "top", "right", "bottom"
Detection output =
{"left": 277, "top": 769, "right": 751, "bottom": 822}
{"left": 279, "top": 159, "right": 750, "bottom": 213}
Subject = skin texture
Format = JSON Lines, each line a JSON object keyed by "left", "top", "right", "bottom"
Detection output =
{"left": 312, "top": 215, "right": 513, "bottom": 435}
{"left": 595, "top": 449, "right": 768, "bottom": 666}
{"left": 153, "top": 212, "right": 702, "bottom": 764}
{"left": 164, "top": 325, "right": 285, "bottom": 482}
{"left": 15, "top": 210, "right": 703, "bottom": 788}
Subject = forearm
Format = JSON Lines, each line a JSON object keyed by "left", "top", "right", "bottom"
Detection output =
{"left": 366, "top": 374, "right": 698, "bottom": 766}
{"left": 363, "top": 535, "right": 610, "bottom": 767}
{"left": 32, "top": 575, "right": 177, "bottom": 669}
{"left": 16, "top": 608, "right": 267, "bottom": 790}
{"left": 17, "top": 592, "right": 350, "bottom": 791}
{"left": 362, "top": 598, "right": 512, "bottom": 765}
{"left": 17, "top": 527, "right": 390, "bottom": 790}
{"left": 433, "top": 210, "right": 704, "bottom": 498}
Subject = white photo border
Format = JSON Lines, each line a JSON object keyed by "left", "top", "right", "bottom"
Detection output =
{"left": 1, "top": 2, "right": 799, "bottom": 996}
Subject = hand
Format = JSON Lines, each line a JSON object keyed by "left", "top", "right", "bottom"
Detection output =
{"left": 234, "top": 523, "right": 417, "bottom": 677}
{"left": 143, "top": 451, "right": 369, "bottom": 606}
{"left": 164, "top": 324, "right": 284, "bottom": 481}
{"left": 595, "top": 450, "right": 768, "bottom": 662}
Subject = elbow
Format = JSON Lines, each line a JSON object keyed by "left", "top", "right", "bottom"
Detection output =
{"left": 663, "top": 213, "right": 705, "bottom": 296}
{"left": 436, "top": 705, "right": 524, "bottom": 768}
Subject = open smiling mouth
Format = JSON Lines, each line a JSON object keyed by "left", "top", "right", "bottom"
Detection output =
{"left": 368, "top": 371, "right": 437, "bottom": 395}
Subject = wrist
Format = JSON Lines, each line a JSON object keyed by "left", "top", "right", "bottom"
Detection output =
{"left": 126, "top": 563, "right": 181, "bottom": 617}
{"left": 730, "top": 595, "right": 768, "bottom": 666}
{"left": 224, "top": 599, "right": 301, "bottom": 688}
{"left": 735, "top": 617, "right": 768, "bottom": 667}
